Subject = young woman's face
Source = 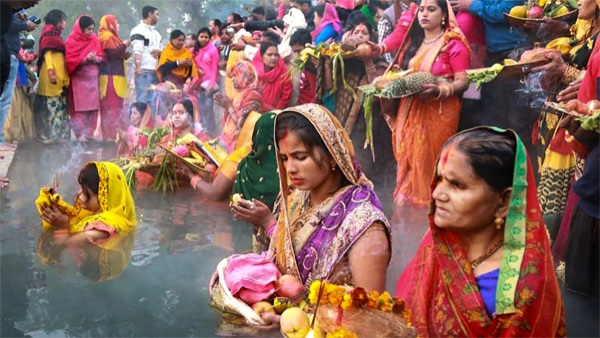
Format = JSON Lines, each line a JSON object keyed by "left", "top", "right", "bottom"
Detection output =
{"left": 197, "top": 32, "right": 210, "bottom": 47}
{"left": 171, "top": 34, "right": 185, "bottom": 49}
{"left": 83, "top": 24, "right": 95, "bottom": 36}
{"left": 77, "top": 187, "right": 100, "bottom": 213}
{"left": 171, "top": 103, "right": 191, "bottom": 129}
{"left": 130, "top": 107, "right": 142, "bottom": 127}
{"left": 418, "top": 0, "right": 444, "bottom": 31}
{"left": 431, "top": 147, "right": 507, "bottom": 233}
{"left": 314, "top": 12, "right": 322, "bottom": 26}
{"left": 277, "top": 131, "right": 333, "bottom": 192}
{"left": 351, "top": 23, "right": 370, "bottom": 42}
{"left": 262, "top": 46, "right": 280, "bottom": 68}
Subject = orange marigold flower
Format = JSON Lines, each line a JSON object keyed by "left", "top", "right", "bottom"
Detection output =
{"left": 366, "top": 290, "right": 380, "bottom": 309}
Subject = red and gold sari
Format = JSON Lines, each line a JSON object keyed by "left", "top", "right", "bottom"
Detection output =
{"left": 383, "top": 1, "right": 470, "bottom": 206}
{"left": 396, "top": 127, "right": 566, "bottom": 337}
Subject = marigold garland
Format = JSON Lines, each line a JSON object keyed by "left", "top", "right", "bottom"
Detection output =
{"left": 308, "top": 281, "right": 409, "bottom": 316}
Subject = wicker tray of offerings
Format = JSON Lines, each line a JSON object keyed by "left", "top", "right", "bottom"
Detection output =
{"left": 504, "top": 9, "right": 578, "bottom": 28}
{"left": 158, "top": 144, "right": 212, "bottom": 174}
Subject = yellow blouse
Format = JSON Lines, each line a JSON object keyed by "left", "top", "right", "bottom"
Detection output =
{"left": 37, "top": 51, "right": 70, "bottom": 97}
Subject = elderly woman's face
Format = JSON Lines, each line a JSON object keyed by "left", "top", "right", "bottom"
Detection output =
{"left": 171, "top": 34, "right": 185, "bottom": 49}
{"left": 431, "top": 147, "right": 505, "bottom": 233}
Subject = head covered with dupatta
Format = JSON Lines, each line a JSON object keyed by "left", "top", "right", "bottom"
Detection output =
{"left": 395, "top": 127, "right": 565, "bottom": 336}
{"left": 268, "top": 104, "right": 390, "bottom": 286}
{"left": 70, "top": 161, "right": 137, "bottom": 234}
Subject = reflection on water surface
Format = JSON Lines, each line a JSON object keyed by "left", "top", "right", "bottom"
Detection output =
{"left": 0, "top": 142, "right": 427, "bottom": 337}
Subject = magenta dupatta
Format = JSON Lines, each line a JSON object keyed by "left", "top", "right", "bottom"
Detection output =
{"left": 310, "top": 3, "right": 342, "bottom": 40}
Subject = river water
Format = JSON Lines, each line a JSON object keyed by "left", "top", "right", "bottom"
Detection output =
{"left": 0, "top": 141, "right": 428, "bottom": 337}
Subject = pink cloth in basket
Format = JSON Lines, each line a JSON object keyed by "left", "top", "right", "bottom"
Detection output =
{"left": 224, "top": 253, "right": 281, "bottom": 304}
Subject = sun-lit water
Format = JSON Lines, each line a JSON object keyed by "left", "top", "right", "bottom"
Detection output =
{"left": 0, "top": 141, "right": 428, "bottom": 337}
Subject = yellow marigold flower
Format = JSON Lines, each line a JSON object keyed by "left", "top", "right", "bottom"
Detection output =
{"left": 309, "top": 280, "right": 322, "bottom": 304}
{"left": 378, "top": 291, "right": 394, "bottom": 312}
{"left": 326, "top": 327, "right": 357, "bottom": 338}
{"left": 341, "top": 293, "right": 353, "bottom": 310}
{"left": 327, "top": 286, "right": 344, "bottom": 305}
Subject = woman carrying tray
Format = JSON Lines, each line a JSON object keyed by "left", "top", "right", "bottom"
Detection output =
{"left": 371, "top": 0, "right": 470, "bottom": 206}
{"left": 232, "top": 104, "right": 392, "bottom": 292}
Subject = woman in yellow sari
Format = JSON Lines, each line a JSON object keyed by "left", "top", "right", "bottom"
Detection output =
{"left": 37, "top": 161, "right": 137, "bottom": 240}
{"left": 232, "top": 104, "right": 391, "bottom": 291}
{"left": 373, "top": 0, "right": 470, "bottom": 206}
{"left": 36, "top": 161, "right": 137, "bottom": 282}
{"left": 156, "top": 29, "right": 199, "bottom": 88}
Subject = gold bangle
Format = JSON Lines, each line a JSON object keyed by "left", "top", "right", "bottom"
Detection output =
{"left": 561, "top": 65, "right": 580, "bottom": 85}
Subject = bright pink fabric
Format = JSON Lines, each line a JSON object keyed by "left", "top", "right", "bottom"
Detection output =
{"left": 224, "top": 253, "right": 281, "bottom": 304}
{"left": 311, "top": 3, "right": 342, "bottom": 40}
{"left": 193, "top": 42, "right": 219, "bottom": 91}
{"left": 252, "top": 51, "right": 292, "bottom": 110}
{"left": 456, "top": 12, "right": 486, "bottom": 68}
{"left": 430, "top": 39, "right": 470, "bottom": 79}
{"left": 382, "top": 3, "right": 417, "bottom": 54}
{"left": 336, "top": 0, "right": 355, "bottom": 10}
{"left": 65, "top": 15, "right": 105, "bottom": 75}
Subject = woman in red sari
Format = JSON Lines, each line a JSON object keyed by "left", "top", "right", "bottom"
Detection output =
{"left": 396, "top": 127, "right": 566, "bottom": 337}
{"left": 98, "top": 15, "right": 130, "bottom": 141}
{"left": 65, "top": 15, "right": 105, "bottom": 141}
{"left": 252, "top": 41, "right": 292, "bottom": 111}
{"left": 372, "top": 0, "right": 470, "bottom": 206}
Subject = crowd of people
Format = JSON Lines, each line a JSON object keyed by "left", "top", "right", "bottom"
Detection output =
{"left": 1, "top": 0, "right": 599, "bottom": 336}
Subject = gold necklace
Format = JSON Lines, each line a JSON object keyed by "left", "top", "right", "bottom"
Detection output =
{"left": 423, "top": 31, "right": 444, "bottom": 44}
{"left": 470, "top": 238, "right": 503, "bottom": 269}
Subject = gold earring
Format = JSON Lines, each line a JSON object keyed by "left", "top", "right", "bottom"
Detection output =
{"left": 495, "top": 217, "right": 504, "bottom": 230}
{"left": 331, "top": 162, "right": 336, "bottom": 171}
{"left": 441, "top": 17, "right": 446, "bottom": 26}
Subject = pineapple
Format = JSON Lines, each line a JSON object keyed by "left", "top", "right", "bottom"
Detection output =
{"left": 404, "top": 72, "right": 436, "bottom": 92}
{"left": 380, "top": 71, "right": 436, "bottom": 98}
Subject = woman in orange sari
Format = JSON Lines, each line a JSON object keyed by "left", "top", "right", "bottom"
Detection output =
{"left": 373, "top": 0, "right": 470, "bottom": 206}
{"left": 98, "top": 15, "right": 130, "bottom": 141}
{"left": 396, "top": 127, "right": 566, "bottom": 336}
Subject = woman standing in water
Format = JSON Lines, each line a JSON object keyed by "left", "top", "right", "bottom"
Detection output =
{"left": 396, "top": 127, "right": 565, "bottom": 336}
{"left": 98, "top": 14, "right": 130, "bottom": 141}
{"left": 372, "top": 0, "right": 470, "bottom": 206}
{"left": 34, "top": 9, "right": 70, "bottom": 143}
{"left": 233, "top": 104, "right": 391, "bottom": 291}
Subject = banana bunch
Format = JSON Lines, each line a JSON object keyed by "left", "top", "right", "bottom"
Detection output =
{"left": 176, "top": 133, "right": 203, "bottom": 145}
{"left": 185, "top": 148, "right": 207, "bottom": 167}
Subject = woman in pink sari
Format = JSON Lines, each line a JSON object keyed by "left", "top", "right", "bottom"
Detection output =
{"left": 65, "top": 15, "right": 105, "bottom": 141}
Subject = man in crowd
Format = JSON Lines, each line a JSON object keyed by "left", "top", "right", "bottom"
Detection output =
{"left": 290, "top": 0, "right": 314, "bottom": 31}
{"left": 209, "top": 19, "right": 222, "bottom": 45}
{"left": 130, "top": 5, "right": 162, "bottom": 106}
